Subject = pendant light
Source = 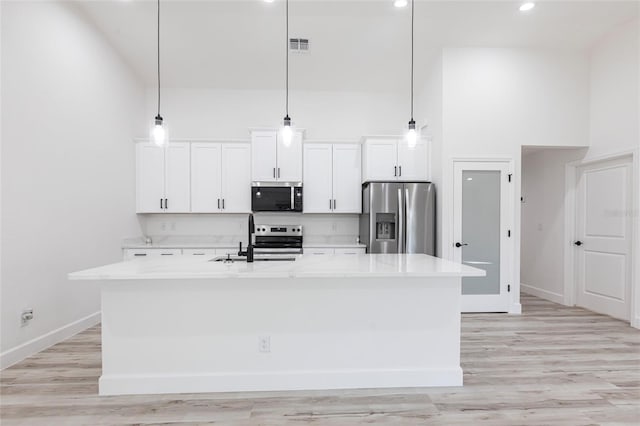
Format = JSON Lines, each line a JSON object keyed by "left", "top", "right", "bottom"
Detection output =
{"left": 280, "top": 0, "right": 294, "bottom": 146}
{"left": 405, "top": 0, "right": 418, "bottom": 148}
{"left": 150, "top": 0, "right": 167, "bottom": 146}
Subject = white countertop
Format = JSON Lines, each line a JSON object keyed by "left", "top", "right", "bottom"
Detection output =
{"left": 69, "top": 254, "right": 485, "bottom": 280}
{"left": 122, "top": 236, "right": 366, "bottom": 250}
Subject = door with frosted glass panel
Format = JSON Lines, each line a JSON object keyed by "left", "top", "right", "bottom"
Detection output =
{"left": 453, "top": 162, "right": 511, "bottom": 312}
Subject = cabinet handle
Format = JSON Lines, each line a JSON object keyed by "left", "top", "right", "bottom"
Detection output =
{"left": 165, "top": 198, "right": 168, "bottom": 210}
{"left": 333, "top": 199, "right": 337, "bottom": 210}
{"left": 399, "top": 166, "right": 402, "bottom": 177}
{"left": 394, "top": 166, "right": 397, "bottom": 177}
{"left": 273, "top": 168, "right": 276, "bottom": 178}
{"left": 160, "top": 198, "right": 163, "bottom": 209}
{"left": 222, "top": 199, "right": 225, "bottom": 209}
{"left": 134, "top": 253, "right": 147, "bottom": 257}
{"left": 278, "top": 168, "right": 281, "bottom": 178}
{"left": 329, "top": 199, "right": 332, "bottom": 210}
{"left": 217, "top": 199, "right": 220, "bottom": 209}
{"left": 161, "top": 253, "right": 173, "bottom": 256}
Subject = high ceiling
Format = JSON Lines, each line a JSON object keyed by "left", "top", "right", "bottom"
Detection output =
{"left": 74, "top": 0, "right": 638, "bottom": 91}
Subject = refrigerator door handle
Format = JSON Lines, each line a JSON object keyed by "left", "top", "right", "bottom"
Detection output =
{"left": 397, "top": 187, "right": 404, "bottom": 253}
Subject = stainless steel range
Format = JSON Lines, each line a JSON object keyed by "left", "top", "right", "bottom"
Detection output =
{"left": 253, "top": 225, "right": 303, "bottom": 256}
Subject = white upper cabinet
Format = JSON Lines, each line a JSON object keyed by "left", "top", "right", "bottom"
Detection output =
{"left": 303, "top": 144, "right": 333, "bottom": 213}
{"left": 221, "top": 144, "right": 251, "bottom": 213}
{"left": 251, "top": 130, "right": 303, "bottom": 182}
{"left": 397, "top": 140, "right": 428, "bottom": 181}
{"left": 136, "top": 143, "right": 165, "bottom": 213}
{"left": 191, "top": 143, "right": 222, "bottom": 212}
{"left": 332, "top": 144, "right": 362, "bottom": 213}
{"left": 303, "top": 143, "right": 361, "bottom": 214}
{"left": 251, "top": 131, "right": 278, "bottom": 181}
{"left": 191, "top": 142, "right": 251, "bottom": 213}
{"left": 136, "top": 142, "right": 190, "bottom": 213}
{"left": 362, "top": 137, "right": 428, "bottom": 183}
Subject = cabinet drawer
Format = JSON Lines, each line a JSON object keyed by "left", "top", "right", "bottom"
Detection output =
{"left": 333, "top": 248, "right": 366, "bottom": 255}
{"left": 124, "top": 249, "right": 183, "bottom": 260}
{"left": 183, "top": 249, "right": 217, "bottom": 257}
{"left": 304, "top": 248, "right": 335, "bottom": 255}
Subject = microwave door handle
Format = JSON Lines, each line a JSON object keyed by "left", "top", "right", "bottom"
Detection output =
{"left": 290, "top": 187, "right": 295, "bottom": 210}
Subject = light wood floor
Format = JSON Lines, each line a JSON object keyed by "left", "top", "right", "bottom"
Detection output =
{"left": 1, "top": 294, "right": 639, "bottom": 425}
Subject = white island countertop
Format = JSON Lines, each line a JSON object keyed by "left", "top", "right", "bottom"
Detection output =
{"left": 69, "top": 253, "right": 485, "bottom": 281}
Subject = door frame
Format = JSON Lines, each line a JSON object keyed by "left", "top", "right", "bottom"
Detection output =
{"left": 564, "top": 149, "right": 639, "bottom": 328}
{"left": 449, "top": 157, "right": 516, "bottom": 313}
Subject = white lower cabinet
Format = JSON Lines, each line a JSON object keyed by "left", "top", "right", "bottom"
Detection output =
{"left": 334, "top": 248, "right": 366, "bottom": 255}
{"left": 183, "top": 249, "right": 217, "bottom": 257}
{"left": 304, "top": 247, "right": 366, "bottom": 255}
{"left": 124, "top": 248, "right": 182, "bottom": 260}
{"left": 305, "top": 248, "right": 335, "bottom": 255}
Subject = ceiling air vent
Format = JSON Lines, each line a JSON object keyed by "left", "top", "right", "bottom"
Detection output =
{"left": 289, "top": 38, "right": 309, "bottom": 54}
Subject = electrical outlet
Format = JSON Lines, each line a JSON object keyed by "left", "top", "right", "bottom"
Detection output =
{"left": 258, "top": 336, "right": 271, "bottom": 353}
{"left": 160, "top": 222, "right": 166, "bottom": 231}
{"left": 21, "top": 309, "right": 34, "bottom": 326}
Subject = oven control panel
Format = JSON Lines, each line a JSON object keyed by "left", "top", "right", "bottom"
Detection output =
{"left": 254, "top": 225, "right": 303, "bottom": 237}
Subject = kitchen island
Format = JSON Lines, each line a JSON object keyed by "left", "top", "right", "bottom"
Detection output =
{"left": 69, "top": 254, "right": 484, "bottom": 396}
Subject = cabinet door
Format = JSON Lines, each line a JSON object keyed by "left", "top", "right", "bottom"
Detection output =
{"left": 251, "top": 131, "right": 277, "bottom": 182}
{"left": 191, "top": 143, "right": 222, "bottom": 213}
{"left": 363, "top": 139, "right": 398, "bottom": 182}
{"left": 303, "top": 144, "right": 333, "bottom": 213}
{"left": 164, "top": 143, "right": 191, "bottom": 213}
{"left": 183, "top": 249, "right": 217, "bottom": 257}
{"left": 332, "top": 144, "right": 362, "bottom": 213}
{"left": 221, "top": 143, "right": 252, "bottom": 213}
{"left": 398, "top": 139, "right": 428, "bottom": 181}
{"left": 136, "top": 143, "right": 165, "bottom": 213}
{"left": 276, "top": 131, "right": 303, "bottom": 182}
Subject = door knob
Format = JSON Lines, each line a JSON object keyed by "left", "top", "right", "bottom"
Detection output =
{"left": 574, "top": 241, "right": 583, "bottom": 246}
{"left": 455, "top": 242, "right": 468, "bottom": 248}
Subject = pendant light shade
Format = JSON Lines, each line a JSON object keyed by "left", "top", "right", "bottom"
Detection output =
{"left": 150, "top": 0, "right": 167, "bottom": 146}
{"left": 280, "top": 0, "right": 294, "bottom": 147}
{"left": 405, "top": 0, "right": 418, "bottom": 149}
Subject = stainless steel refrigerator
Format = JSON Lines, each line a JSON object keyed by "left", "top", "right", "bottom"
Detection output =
{"left": 359, "top": 182, "right": 435, "bottom": 255}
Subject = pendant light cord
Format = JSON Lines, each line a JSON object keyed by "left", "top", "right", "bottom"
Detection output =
{"left": 285, "top": 0, "right": 289, "bottom": 117}
{"left": 410, "top": 0, "right": 414, "bottom": 121}
{"left": 157, "top": 0, "right": 161, "bottom": 117}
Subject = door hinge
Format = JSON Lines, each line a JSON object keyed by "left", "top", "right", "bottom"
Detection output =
{"left": 508, "top": 174, "right": 512, "bottom": 182}
{"left": 508, "top": 284, "right": 511, "bottom": 292}
{"left": 508, "top": 230, "right": 511, "bottom": 237}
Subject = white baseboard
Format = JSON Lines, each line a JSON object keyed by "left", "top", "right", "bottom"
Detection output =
{"left": 0, "top": 311, "right": 100, "bottom": 370}
{"left": 521, "top": 283, "right": 564, "bottom": 305}
{"left": 509, "top": 302, "right": 522, "bottom": 314}
{"left": 632, "top": 316, "right": 640, "bottom": 330}
{"left": 99, "top": 367, "right": 463, "bottom": 396}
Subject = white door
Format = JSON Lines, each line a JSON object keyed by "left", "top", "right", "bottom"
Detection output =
{"left": 397, "top": 139, "right": 428, "bottom": 181}
{"left": 191, "top": 143, "right": 222, "bottom": 213}
{"left": 332, "top": 144, "right": 362, "bottom": 213}
{"left": 136, "top": 143, "right": 165, "bottom": 213}
{"left": 363, "top": 139, "right": 398, "bottom": 181}
{"left": 221, "top": 143, "right": 252, "bottom": 213}
{"left": 453, "top": 161, "right": 512, "bottom": 312}
{"left": 303, "top": 144, "right": 333, "bottom": 213}
{"left": 251, "top": 131, "right": 277, "bottom": 182}
{"left": 277, "top": 131, "right": 303, "bottom": 182}
{"left": 575, "top": 157, "right": 632, "bottom": 321}
{"left": 164, "top": 142, "right": 191, "bottom": 213}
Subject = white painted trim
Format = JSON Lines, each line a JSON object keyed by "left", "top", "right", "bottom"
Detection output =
{"left": 521, "top": 283, "right": 565, "bottom": 305}
{"left": 509, "top": 302, "right": 522, "bottom": 314}
{"left": 99, "top": 367, "right": 463, "bottom": 396}
{"left": 134, "top": 138, "right": 250, "bottom": 144}
{"left": 0, "top": 311, "right": 100, "bottom": 370}
{"left": 564, "top": 149, "right": 638, "bottom": 328}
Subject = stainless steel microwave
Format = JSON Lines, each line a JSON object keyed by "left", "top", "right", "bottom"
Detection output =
{"left": 251, "top": 182, "right": 303, "bottom": 212}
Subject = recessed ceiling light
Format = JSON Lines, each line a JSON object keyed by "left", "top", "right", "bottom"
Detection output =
{"left": 394, "top": 0, "right": 408, "bottom": 8}
{"left": 519, "top": 2, "right": 535, "bottom": 12}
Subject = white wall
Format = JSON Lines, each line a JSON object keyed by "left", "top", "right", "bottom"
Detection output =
{"left": 521, "top": 148, "right": 587, "bottom": 303}
{"left": 587, "top": 19, "right": 639, "bottom": 160}
{"left": 1, "top": 1, "right": 144, "bottom": 367}
{"left": 143, "top": 88, "right": 408, "bottom": 141}
{"left": 433, "top": 48, "right": 591, "bottom": 313}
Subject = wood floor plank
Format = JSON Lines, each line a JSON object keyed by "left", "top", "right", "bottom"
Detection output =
{"left": 1, "top": 294, "right": 639, "bottom": 425}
